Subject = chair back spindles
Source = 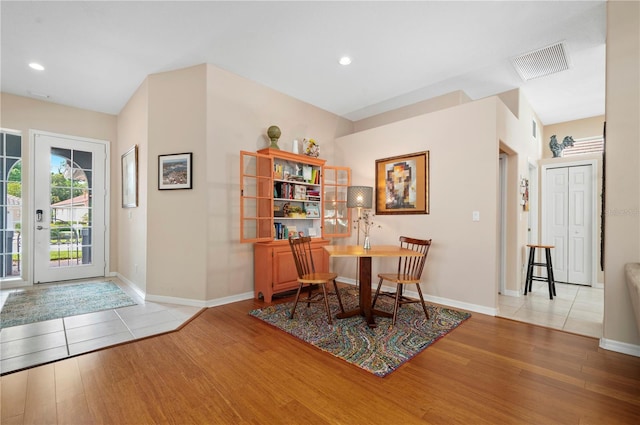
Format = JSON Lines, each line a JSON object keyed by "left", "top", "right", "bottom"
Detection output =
{"left": 397, "top": 236, "right": 431, "bottom": 280}
{"left": 290, "top": 236, "right": 316, "bottom": 278}
{"left": 374, "top": 236, "right": 432, "bottom": 326}
{"left": 288, "top": 236, "right": 345, "bottom": 324}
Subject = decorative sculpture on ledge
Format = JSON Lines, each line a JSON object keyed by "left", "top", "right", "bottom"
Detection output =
{"left": 267, "top": 125, "right": 281, "bottom": 149}
{"left": 549, "top": 134, "right": 575, "bottom": 157}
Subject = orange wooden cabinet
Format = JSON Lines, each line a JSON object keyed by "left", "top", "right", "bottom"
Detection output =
{"left": 254, "top": 238, "right": 330, "bottom": 303}
{"left": 240, "top": 147, "right": 350, "bottom": 301}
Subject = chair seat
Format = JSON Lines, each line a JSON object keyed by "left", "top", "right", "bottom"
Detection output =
{"left": 299, "top": 272, "right": 339, "bottom": 284}
{"left": 377, "top": 273, "right": 420, "bottom": 284}
{"left": 288, "top": 236, "right": 344, "bottom": 325}
{"left": 372, "top": 236, "right": 432, "bottom": 326}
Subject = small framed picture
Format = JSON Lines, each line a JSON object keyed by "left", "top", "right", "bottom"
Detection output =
{"left": 159, "top": 153, "right": 193, "bottom": 190}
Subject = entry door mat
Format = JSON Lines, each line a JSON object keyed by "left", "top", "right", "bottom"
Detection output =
{"left": 249, "top": 288, "right": 471, "bottom": 377}
{"left": 1, "top": 281, "right": 137, "bottom": 328}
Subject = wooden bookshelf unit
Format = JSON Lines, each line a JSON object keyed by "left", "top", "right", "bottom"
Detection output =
{"left": 240, "top": 147, "right": 350, "bottom": 301}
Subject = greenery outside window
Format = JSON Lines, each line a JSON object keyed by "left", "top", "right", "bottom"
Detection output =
{"left": 1, "top": 130, "right": 22, "bottom": 279}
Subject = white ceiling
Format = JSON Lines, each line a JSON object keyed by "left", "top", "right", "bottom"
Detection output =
{"left": 1, "top": 1, "right": 606, "bottom": 125}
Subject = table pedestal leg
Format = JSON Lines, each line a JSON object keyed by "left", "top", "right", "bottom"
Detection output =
{"left": 336, "top": 256, "right": 391, "bottom": 328}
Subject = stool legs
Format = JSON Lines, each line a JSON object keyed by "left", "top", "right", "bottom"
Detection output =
{"left": 524, "top": 245, "right": 555, "bottom": 300}
{"left": 524, "top": 246, "right": 535, "bottom": 295}
{"left": 544, "top": 248, "right": 556, "bottom": 299}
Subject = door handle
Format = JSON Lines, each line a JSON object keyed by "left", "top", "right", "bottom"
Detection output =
{"left": 36, "top": 225, "right": 49, "bottom": 230}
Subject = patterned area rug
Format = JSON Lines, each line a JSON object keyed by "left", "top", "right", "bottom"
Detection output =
{"left": 1, "top": 281, "right": 137, "bottom": 328}
{"left": 249, "top": 287, "right": 471, "bottom": 377}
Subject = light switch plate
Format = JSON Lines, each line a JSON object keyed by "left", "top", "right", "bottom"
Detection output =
{"left": 472, "top": 211, "right": 480, "bottom": 221}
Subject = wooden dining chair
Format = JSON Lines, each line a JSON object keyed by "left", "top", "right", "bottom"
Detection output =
{"left": 288, "top": 236, "right": 345, "bottom": 324}
{"left": 372, "top": 236, "right": 432, "bottom": 326}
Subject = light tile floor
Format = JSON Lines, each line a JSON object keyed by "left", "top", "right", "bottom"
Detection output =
{"left": 498, "top": 281, "right": 604, "bottom": 339}
{"left": 0, "top": 278, "right": 202, "bottom": 374}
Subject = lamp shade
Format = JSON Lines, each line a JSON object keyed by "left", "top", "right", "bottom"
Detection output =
{"left": 346, "top": 186, "right": 373, "bottom": 209}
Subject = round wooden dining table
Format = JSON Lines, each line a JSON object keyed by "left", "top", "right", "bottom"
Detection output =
{"left": 323, "top": 244, "right": 424, "bottom": 328}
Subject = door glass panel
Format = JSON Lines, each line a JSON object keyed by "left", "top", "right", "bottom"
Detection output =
{"left": 1, "top": 131, "right": 22, "bottom": 279}
{"left": 49, "top": 148, "right": 92, "bottom": 269}
{"left": 323, "top": 166, "right": 350, "bottom": 238}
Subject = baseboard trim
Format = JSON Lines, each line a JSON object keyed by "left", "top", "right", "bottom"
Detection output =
{"left": 501, "top": 288, "right": 521, "bottom": 297}
{"left": 338, "top": 278, "right": 497, "bottom": 316}
{"left": 599, "top": 338, "right": 640, "bottom": 357}
{"left": 206, "top": 291, "right": 255, "bottom": 308}
{"left": 115, "top": 273, "right": 146, "bottom": 301}
{"left": 115, "top": 273, "right": 255, "bottom": 308}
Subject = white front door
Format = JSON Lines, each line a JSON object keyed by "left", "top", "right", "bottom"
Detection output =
{"left": 544, "top": 164, "right": 593, "bottom": 285}
{"left": 33, "top": 133, "right": 108, "bottom": 283}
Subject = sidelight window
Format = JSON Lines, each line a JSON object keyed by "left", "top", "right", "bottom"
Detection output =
{"left": 1, "top": 130, "right": 22, "bottom": 279}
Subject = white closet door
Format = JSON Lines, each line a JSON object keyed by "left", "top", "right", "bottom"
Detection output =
{"left": 567, "top": 166, "right": 592, "bottom": 284}
{"left": 544, "top": 165, "right": 593, "bottom": 285}
{"left": 547, "top": 168, "right": 569, "bottom": 282}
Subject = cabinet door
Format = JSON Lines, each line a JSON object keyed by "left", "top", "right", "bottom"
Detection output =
{"left": 240, "top": 151, "right": 273, "bottom": 242}
{"left": 323, "top": 166, "right": 351, "bottom": 238}
{"left": 273, "top": 249, "right": 299, "bottom": 292}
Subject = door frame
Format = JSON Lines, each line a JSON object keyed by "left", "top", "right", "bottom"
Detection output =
{"left": 541, "top": 159, "right": 597, "bottom": 286}
{"left": 498, "top": 153, "right": 507, "bottom": 295}
{"left": 528, "top": 160, "right": 539, "bottom": 245}
{"left": 28, "top": 130, "right": 111, "bottom": 284}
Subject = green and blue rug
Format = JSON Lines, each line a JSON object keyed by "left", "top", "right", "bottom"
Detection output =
{"left": 249, "top": 287, "right": 470, "bottom": 377}
{"left": 1, "top": 281, "right": 137, "bottom": 328}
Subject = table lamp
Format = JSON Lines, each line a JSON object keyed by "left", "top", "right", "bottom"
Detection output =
{"left": 347, "top": 186, "right": 373, "bottom": 244}
{"left": 346, "top": 186, "right": 373, "bottom": 287}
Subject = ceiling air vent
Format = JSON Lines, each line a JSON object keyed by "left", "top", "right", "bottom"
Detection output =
{"left": 511, "top": 41, "right": 570, "bottom": 81}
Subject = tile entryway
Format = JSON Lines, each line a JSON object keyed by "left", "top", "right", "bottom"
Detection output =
{"left": 498, "top": 281, "right": 603, "bottom": 338}
{"left": 0, "top": 278, "right": 201, "bottom": 374}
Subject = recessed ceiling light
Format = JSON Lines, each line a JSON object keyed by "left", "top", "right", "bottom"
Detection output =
{"left": 29, "top": 62, "right": 45, "bottom": 71}
{"left": 338, "top": 56, "right": 352, "bottom": 66}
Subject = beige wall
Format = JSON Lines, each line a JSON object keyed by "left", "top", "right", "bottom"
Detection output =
{"left": 543, "top": 115, "right": 605, "bottom": 159}
{"left": 117, "top": 79, "right": 149, "bottom": 293}
{"left": 333, "top": 98, "right": 503, "bottom": 311}
{"left": 496, "top": 90, "right": 545, "bottom": 295}
{"left": 206, "top": 65, "right": 353, "bottom": 301}
{"left": 603, "top": 0, "right": 640, "bottom": 348}
{"left": 0, "top": 93, "right": 118, "bottom": 281}
{"left": 353, "top": 90, "right": 471, "bottom": 133}
{"left": 145, "top": 65, "right": 209, "bottom": 301}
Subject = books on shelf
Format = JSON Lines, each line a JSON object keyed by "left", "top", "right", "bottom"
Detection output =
{"left": 303, "top": 165, "right": 312, "bottom": 182}
{"left": 274, "top": 164, "right": 283, "bottom": 180}
{"left": 274, "top": 182, "right": 322, "bottom": 201}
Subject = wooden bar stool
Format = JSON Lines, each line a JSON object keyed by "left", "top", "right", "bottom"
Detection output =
{"left": 524, "top": 244, "right": 557, "bottom": 300}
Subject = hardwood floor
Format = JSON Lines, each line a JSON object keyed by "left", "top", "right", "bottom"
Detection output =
{"left": 1, "top": 297, "right": 639, "bottom": 424}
